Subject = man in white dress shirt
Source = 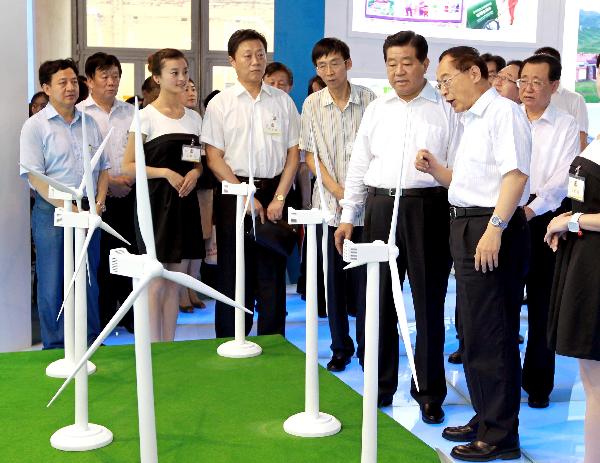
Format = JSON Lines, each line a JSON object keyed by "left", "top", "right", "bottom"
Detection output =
{"left": 535, "top": 46, "right": 589, "bottom": 152}
{"left": 77, "top": 52, "right": 136, "bottom": 331}
{"left": 202, "top": 29, "right": 300, "bottom": 337}
{"left": 335, "top": 31, "right": 457, "bottom": 424}
{"left": 417, "top": 46, "right": 531, "bottom": 461}
{"left": 518, "top": 53, "right": 580, "bottom": 409}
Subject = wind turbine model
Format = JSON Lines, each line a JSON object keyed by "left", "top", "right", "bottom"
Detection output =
{"left": 217, "top": 101, "right": 261, "bottom": 358}
{"left": 283, "top": 152, "right": 340, "bottom": 437}
{"left": 342, "top": 168, "right": 419, "bottom": 463}
{"left": 21, "top": 134, "right": 111, "bottom": 379}
{"left": 49, "top": 99, "right": 251, "bottom": 463}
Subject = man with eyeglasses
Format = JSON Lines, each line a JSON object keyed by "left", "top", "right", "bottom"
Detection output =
{"left": 300, "top": 37, "right": 376, "bottom": 373}
{"left": 516, "top": 53, "right": 580, "bottom": 410}
{"left": 493, "top": 60, "right": 522, "bottom": 104}
{"left": 335, "top": 31, "right": 458, "bottom": 424}
{"left": 77, "top": 52, "right": 136, "bottom": 331}
{"left": 417, "top": 46, "right": 530, "bottom": 461}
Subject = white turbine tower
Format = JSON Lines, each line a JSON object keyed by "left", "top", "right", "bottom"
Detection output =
{"left": 342, "top": 168, "right": 419, "bottom": 463}
{"left": 21, "top": 132, "right": 112, "bottom": 379}
{"left": 283, "top": 151, "right": 340, "bottom": 437}
{"left": 49, "top": 98, "right": 251, "bottom": 463}
{"left": 217, "top": 100, "right": 261, "bottom": 358}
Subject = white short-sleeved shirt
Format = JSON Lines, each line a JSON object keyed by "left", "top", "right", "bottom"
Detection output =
{"left": 449, "top": 88, "right": 532, "bottom": 208}
{"left": 340, "top": 82, "right": 459, "bottom": 224}
{"left": 77, "top": 96, "right": 134, "bottom": 176}
{"left": 129, "top": 104, "right": 202, "bottom": 141}
{"left": 201, "top": 81, "right": 300, "bottom": 178}
{"left": 524, "top": 104, "right": 579, "bottom": 215}
{"left": 581, "top": 138, "right": 600, "bottom": 164}
{"left": 551, "top": 86, "right": 589, "bottom": 134}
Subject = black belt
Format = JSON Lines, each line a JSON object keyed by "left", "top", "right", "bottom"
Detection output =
{"left": 367, "top": 186, "right": 447, "bottom": 198}
{"left": 449, "top": 206, "right": 495, "bottom": 219}
{"left": 237, "top": 175, "right": 280, "bottom": 190}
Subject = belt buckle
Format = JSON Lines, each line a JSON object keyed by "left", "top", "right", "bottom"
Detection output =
{"left": 388, "top": 188, "right": 395, "bottom": 197}
{"left": 449, "top": 206, "right": 457, "bottom": 219}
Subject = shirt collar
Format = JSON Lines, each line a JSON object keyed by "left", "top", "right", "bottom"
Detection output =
{"left": 82, "top": 95, "right": 123, "bottom": 112}
{"left": 467, "top": 87, "right": 498, "bottom": 117}
{"left": 233, "top": 80, "right": 273, "bottom": 99}
{"left": 45, "top": 102, "right": 80, "bottom": 123}
{"left": 320, "top": 83, "right": 361, "bottom": 108}
{"left": 520, "top": 102, "right": 557, "bottom": 125}
{"left": 382, "top": 80, "right": 439, "bottom": 104}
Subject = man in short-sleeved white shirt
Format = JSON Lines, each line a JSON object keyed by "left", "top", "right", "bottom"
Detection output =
{"left": 418, "top": 47, "right": 531, "bottom": 461}
{"left": 518, "top": 54, "right": 580, "bottom": 409}
{"left": 77, "top": 52, "right": 137, "bottom": 331}
{"left": 202, "top": 29, "right": 300, "bottom": 337}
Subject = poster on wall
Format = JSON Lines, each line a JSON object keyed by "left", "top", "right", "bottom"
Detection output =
{"left": 575, "top": 1, "right": 600, "bottom": 103}
{"left": 354, "top": 0, "right": 539, "bottom": 43}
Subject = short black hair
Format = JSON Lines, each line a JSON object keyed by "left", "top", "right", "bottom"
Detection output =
{"left": 383, "top": 30, "right": 428, "bottom": 62}
{"left": 520, "top": 54, "right": 562, "bottom": 81}
{"left": 264, "top": 62, "right": 294, "bottom": 86}
{"left": 84, "top": 52, "right": 122, "bottom": 78}
{"left": 311, "top": 37, "right": 350, "bottom": 66}
{"left": 203, "top": 90, "right": 221, "bottom": 110}
{"left": 77, "top": 75, "right": 89, "bottom": 103}
{"left": 28, "top": 91, "right": 48, "bottom": 117}
{"left": 307, "top": 75, "right": 326, "bottom": 96}
{"left": 480, "top": 53, "right": 506, "bottom": 72}
{"left": 227, "top": 29, "right": 267, "bottom": 58}
{"left": 505, "top": 59, "right": 524, "bottom": 74}
{"left": 38, "top": 58, "right": 78, "bottom": 87}
{"left": 439, "top": 46, "right": 488, "bottom": 80}
{"left": 534, "top": 46, "right": 561, "bottom": 62}
{"left": 141, "top": 76, "right": 159, "bottom": 92}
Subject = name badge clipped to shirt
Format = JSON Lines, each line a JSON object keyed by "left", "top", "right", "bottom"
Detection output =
{"left": 181, "top": 140, "right": 202, "bottom": 162}
{"left": 265, "top": 114, "right": 282, "bottom": 135}
{"left": 568, "top": 165, "right": 585, "bottom": 202}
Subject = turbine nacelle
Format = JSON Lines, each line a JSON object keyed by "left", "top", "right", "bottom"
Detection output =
{"left": 222, "top": 180, "right": 255, "bottom": 197}
{"left": 342, "top": 239, "right": 389, "bottom": 269}
{"left": 109, "top": 249, "right": 164, "bottom": 280}
{"left": 287, "top": 207, "right": 323, "bottom": 226}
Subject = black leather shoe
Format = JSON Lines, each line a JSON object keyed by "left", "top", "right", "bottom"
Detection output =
{"left": 421, "top": 403, "right": 445, "bottom": 424}
{"left": 377, "top": 394, "right": 393, "bottom": 408}
{"left": 528, "top": 396, "right": 550, "bottom": 408}
{"left": 448, "top": 350, "right": 463, "bottom": 364}
{"left": 450, "top": 440, "right": 521, "bottom": 461}
{"left": 442, "top": 424, "right": 478, "bottom": 442}
{"left": 326, "top": 355, "right": 351, "bottom": 372}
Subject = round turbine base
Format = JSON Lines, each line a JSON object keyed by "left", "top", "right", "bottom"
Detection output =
{"left": 283, "top": 411, "right": 342, "bottom": 437}
{"left": 46, "top": 358, "right": 96, "bottom": 378}
{"left": 217, "top": 339, "right": 262, "bottom": 358}
{"left": 50, "top": 423, "right": 113, "bottom": 451}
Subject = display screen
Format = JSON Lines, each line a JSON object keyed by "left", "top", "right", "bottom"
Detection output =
{"left": 353, "top": 0, "right": 539, "bottom": 43}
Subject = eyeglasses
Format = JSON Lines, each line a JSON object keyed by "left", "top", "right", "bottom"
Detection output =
{"left": 435, "top": 71, "right": 463, "bottom": 90}
{"left": 316, "top": 60, "right": 348, "bottom": 72}
{"left": 516, "top": 79, "right": 548, "bottom": 90}
{"left": 494, "top": 75, "right": 517, "bottom": 85}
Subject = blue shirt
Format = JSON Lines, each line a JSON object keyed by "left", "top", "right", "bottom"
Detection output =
{"left": 19, "top": 103, "right": 110, "bottom": 194}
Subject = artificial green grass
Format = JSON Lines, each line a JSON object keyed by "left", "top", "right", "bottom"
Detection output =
{"left": 0, "top": 336, "right": 437, "bottom": 462}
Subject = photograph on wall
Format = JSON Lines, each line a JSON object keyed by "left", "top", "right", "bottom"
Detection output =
{"left": 354, "top": 0, "right": 539, "bottom": 43}
{"left": 575, "top": 1, "right": 600, "bottom": 103}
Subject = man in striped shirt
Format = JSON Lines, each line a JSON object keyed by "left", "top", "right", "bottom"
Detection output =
{"left": 300, "top": 38, "right": 376, "bottom": 372}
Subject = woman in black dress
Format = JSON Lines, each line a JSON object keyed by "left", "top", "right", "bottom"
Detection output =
{"left": 122, "top": 48, "right": 204, "bottom": 341}
{"left": 545, "top": 140, "right": 600, "bottom": 463}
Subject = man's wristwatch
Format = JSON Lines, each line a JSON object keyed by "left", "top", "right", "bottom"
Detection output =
{"left": 274, "top": 193, "right": 285, "bottom": 202}
{"left": 567, "top": 212, "right": 584, "bottom": 233}
{"left": 96, "top": 201, "right": 106, "bottom": 213}
{"left": 490, "top": 214, "right": 508, "bottom": 230}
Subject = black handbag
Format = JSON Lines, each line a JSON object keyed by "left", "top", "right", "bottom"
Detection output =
{"left": 246, "top": 219, "right": 298, "bottom": 256}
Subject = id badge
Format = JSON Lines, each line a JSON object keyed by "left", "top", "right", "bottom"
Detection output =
{"left": 265, "top": 115, "right": 282, "bottom": 135}
{"left": 568, "top": 174, "right": 585, "bottom": 202}
{"left": 182, "top": 144, "right": 201, "bottom": 162}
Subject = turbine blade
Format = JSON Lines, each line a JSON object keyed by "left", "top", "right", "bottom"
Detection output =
{"left": 47, "top": 273, "right": 154, "bottom": 408}
{"left": 389, "top": 258, "right": 419, "bottom": 392}
{"left": 81, "top": 110, "right": 98, "bottom": 215}
{"left": 321, "top": 223, "right": 329, "bottom": 316}
{"left": 99, "top": 221, "right": 131, "bottom": 245}
{"left": 162, "top": 270, "right": 252, "bottom": 314}
{"left": 20, "top": 165, "right": 78, "bottom": 198}
{"left": 56, "top": 225, "right": 97, "bottom": 321}
{"left": 90, "top": 127, "right": 113, "bottom": 172}
{"left": 134, "top": 98, "right": 157, "bottom": 259}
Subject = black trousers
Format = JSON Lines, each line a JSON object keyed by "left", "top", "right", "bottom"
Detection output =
{"left": 451, "top": 209, "right": 529, "bottom": 446}
{"left": 360, "top": 188, "right": 451, "bottom": 406}
{"left": 98, "top": 190, "right": 137, "bottom": 329}
{"left": 316, "top": 224, "right": 365, "bottom": 358}
{"left": 522, "top": 203, "right": 567, "bottom": 399}
{"left": 214, "top": 181, "right": 287, "bottom": 338}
